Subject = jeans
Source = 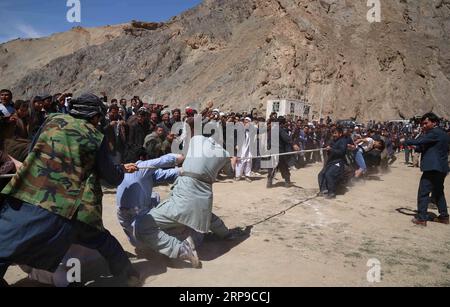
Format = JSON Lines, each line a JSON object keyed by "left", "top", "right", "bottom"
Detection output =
{"left": 355, "top": 148, "right": 367, "bottom": 172}
{"left": 117, "top": 201, "right": 157, "bottom": 248}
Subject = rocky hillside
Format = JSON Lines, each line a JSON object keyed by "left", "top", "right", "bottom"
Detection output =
{"left": 1, "top": 0, "right": 449, "bottom": 121}
{"left": 0, "top": 24, "right": 126, "bottom": 90}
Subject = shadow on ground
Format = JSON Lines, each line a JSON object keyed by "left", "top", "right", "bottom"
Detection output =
{"left": 11, "top": 228, "right": 253, "bottom": 287}
{"left": 396, "top": 208, "right": 438, "bottom": 221}
{"left": 198, "top": 227, "right": 252, "bottom": 262}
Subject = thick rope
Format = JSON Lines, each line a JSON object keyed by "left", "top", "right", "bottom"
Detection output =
{"left": 237, "top": 148, "right": 323, "bottom": 161}
{"left": 0, "top": 167, "right": 159, "bottom": 176}
{"left": 0, "top": 174, "right": 14, "bottom": 179}
{"left": 2, "top": 148, "right": 407, "bottom": 177}
{"left": 246, "top": 193, "right": 320, "bottom": 227}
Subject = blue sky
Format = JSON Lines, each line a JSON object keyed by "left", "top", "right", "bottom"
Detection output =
{"left": 0, "top": 0, "right": 202, "bottom": 43}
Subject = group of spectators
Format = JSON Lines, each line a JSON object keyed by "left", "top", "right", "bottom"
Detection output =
{"left": 2, "top": 88, "right": 450, "bottom": 185}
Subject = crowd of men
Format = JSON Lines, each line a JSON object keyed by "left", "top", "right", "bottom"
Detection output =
{"left": 2, "top": 88, "right": 450, "bottom": 196}
{"left": 0, "top": 89, "right": 449, "bottom": 180}
{"left": 1, "top": 89, "right": 449, "bottom": 183}
{"left": 1, "top": 88, "right": 449, "bottom": 287}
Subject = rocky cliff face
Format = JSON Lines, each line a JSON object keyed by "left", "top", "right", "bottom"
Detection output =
{"left": 2, "top": 0, "right": 449, "bottom": 120}
{"left": 0, "top": 24, "right": 125, "bottom": 90}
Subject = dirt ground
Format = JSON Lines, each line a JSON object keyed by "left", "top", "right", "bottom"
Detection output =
{"left": 5, "top": 155, "right": 450, "bottom": 287}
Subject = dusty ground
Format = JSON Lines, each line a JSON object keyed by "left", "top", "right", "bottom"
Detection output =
{"left": 5, "top": 155, "right": 450, "bottom": 287}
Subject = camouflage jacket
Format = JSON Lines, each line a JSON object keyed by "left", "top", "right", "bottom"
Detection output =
{"left": 1, "top": 114, "right": 106, "bottom": 231}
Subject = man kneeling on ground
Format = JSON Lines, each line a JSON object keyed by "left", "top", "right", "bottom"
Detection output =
{"left": 124, "top": 118, "right": 247, "bottom": 268}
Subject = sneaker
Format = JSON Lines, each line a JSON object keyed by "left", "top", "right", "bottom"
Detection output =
{"left": 179, "top": 236, "right": 202, "bottom": 269}
{"left": 245, "top": 177, "right": 252, "bottom": 183}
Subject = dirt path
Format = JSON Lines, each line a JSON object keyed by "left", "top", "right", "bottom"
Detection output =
{"left": 5, "top": 157, "right": 450, "bottom": 286}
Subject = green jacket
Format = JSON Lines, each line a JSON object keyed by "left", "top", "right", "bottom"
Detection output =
{"left": 1, "top": 114, "right": 106, "bottom": 231}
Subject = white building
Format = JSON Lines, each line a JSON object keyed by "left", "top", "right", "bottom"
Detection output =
{"left": 266, "top": 99, "right": 311, "bottom": 120}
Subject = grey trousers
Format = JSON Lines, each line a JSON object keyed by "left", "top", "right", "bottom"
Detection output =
{"left": 132, "top": 210, "right": 229, "bottom": 259}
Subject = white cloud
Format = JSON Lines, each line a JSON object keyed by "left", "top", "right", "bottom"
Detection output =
{"left": 16, "top": 23, "right": 43, "bottom": 39}
{"left": 0, "top": 22, "right": 45, "bottom": 43}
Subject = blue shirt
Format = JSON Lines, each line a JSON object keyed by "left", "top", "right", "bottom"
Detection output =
{"left": 116, "top": 154, "right": 180, "bottom": 211}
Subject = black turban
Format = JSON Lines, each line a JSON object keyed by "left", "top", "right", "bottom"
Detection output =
{"left": 69, "top": 93, "right": 107, "bottom": 119}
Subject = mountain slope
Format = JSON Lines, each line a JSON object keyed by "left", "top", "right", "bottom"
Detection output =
{"left": 0, "top": 24, "right": 126, "bottom": 89}
{"left": 2, "top": 0, "right": 450, "bottom": 120}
